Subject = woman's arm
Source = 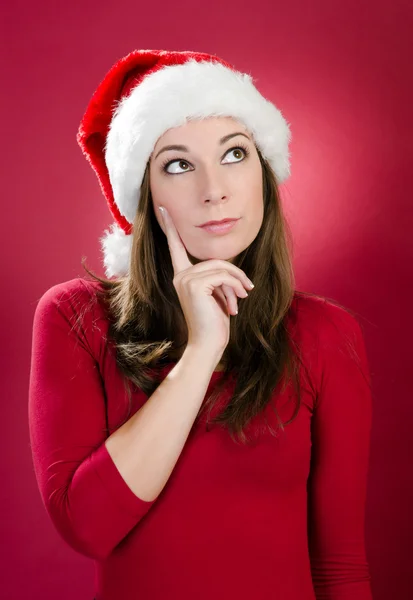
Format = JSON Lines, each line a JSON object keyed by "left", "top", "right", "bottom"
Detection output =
{"left": 28, "top": 281, "right": 218, "bottom": 561}
{"left": 307, "top": 302, "right": 373, "bottom": 599}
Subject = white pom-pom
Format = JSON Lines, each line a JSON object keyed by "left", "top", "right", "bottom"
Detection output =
{"left": 100, "top": 222, "right": 133, "bottom": 278}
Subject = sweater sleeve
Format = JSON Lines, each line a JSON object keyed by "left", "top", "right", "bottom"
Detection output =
{"left": 28, "top": 281, "right": 156, "bottom": 561}
{"left": 307, "top": 302, "right": 373, "bottom": 599}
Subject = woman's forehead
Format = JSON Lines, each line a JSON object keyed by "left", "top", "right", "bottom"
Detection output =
{"left": 153, "top": 116, "right": 250, "bottom": 148}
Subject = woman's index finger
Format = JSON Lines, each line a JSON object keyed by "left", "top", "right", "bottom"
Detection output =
{"left": 159, "top": 207, "right": 193, "bottom": 275}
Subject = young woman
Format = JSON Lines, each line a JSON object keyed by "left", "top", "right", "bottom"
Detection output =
{"left": 28, "top": 49, "right": 373, "bottom": 599}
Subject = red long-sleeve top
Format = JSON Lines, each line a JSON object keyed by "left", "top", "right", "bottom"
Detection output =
{"left": 28, "top": 277, "right": 373, "bottom": 600}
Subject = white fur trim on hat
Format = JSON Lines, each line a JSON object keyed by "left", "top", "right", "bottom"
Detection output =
{"left": 104, "top": 58, "right": 292, "bottom": 226}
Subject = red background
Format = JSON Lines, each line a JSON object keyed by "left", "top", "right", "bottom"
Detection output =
{"left": 1, "top": 0, "right": 412, "bottom": 598}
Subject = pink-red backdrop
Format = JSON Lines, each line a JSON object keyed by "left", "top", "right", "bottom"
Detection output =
{"left": 1, "top": 0, "right": 412, "bottom": 598}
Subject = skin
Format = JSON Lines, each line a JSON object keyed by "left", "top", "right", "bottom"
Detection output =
{"left": 149, "top": 116, "right": 264, "bottom": 265}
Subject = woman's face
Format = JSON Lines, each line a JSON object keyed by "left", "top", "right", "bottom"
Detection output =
{"left": 149, "top": 116, "right": 264, "bottom": 265}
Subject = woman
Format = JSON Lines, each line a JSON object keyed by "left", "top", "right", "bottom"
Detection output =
{"left": 28, "top": 49, "right": 373, "bottom": 599}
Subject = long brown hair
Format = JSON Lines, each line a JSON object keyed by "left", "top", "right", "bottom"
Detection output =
{"left": 79, "top": 148, "right": 355, "bottom": 445}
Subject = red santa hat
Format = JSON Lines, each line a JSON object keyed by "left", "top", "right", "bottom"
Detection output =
{"left": 77, "top": 49, "right": 292, "bottom": 278}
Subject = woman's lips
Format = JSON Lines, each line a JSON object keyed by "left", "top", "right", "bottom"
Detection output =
{"left": 199, "top": 219, "right": 240, "bottom": 235}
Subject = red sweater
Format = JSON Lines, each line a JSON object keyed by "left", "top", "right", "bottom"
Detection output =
{"left": 28, "top": 278, "right": 373, "bottom": 600}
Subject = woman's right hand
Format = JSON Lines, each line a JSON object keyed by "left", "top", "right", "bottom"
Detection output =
{"left": 159, "top": 206, "right": 254, "bottom": 354}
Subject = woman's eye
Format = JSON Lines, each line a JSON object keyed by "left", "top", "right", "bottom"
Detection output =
{"left": 162, "top": 146, "right": 248, "bottom": 174}
{"left": 164, "top": 159, "right": 192, "bottom": 175}
{"left": 223, "top": 147, "right": 247, "bottom": 164}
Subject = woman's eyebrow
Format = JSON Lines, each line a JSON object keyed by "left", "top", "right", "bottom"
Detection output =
{"left": 154, "top": 132, "right": 251, "bottom": 160}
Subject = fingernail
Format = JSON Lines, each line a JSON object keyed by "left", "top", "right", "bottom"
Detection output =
{"left": 247, "top": 279, "right": 254, "bottom": 288}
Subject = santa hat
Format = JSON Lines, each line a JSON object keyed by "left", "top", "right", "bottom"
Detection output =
{"left": 77, "top": 49, "right": 292, "bottom": 278}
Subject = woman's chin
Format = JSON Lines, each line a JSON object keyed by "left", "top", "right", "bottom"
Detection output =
{"left": 187, "top": 252, "right": 235, "bottom": 265}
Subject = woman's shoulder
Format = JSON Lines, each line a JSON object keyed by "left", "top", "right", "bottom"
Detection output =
{"left": 34, "top": 276, "right": 108, "bottom": 323}
{"left": 37, "top": 276, "right": 104, "bottom": 303}
{"left": 291, "top": 290, "right": 358, "bottom": 321}
{"left": 289, "top": 290, "right": 364, "bottom": 346}
{"left": 32, "top": 277, "right": 112, "bottom": 359}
